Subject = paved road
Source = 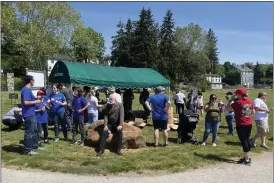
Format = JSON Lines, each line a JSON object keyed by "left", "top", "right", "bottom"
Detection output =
{"left": 2, "top": 152, "right": 273, "bottom": 183}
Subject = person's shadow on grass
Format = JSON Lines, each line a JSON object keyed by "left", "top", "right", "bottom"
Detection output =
{"left": 2, "top": 145, "right": 24, "bottom": 155}
{"left": 193, "top": 152, "right": 237, "bottom": 164}
{"left": 224, "top": 141, "right": 242, "bottom": 146}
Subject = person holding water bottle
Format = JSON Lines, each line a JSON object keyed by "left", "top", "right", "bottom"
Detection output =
{"left": 35, "top": 90, "right": 50, "bottom": 145}
{"left": 48, "top": 84, "right": 67, "bottom": 142}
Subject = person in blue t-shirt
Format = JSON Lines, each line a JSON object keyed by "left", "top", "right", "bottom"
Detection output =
{"left": 21, "top": 75, "right": 42, "bottom": 155}
{"left": 71, "top": 87, "right": 90, "bottom": 146}
{"left": 35, "top": 90, "right": 50, "bottom": 145}
{"left": 47, "top": 84, "right": 67, "bottom": 142}
{"left": 145, "top": 86, "right": 171, "bottom": 147}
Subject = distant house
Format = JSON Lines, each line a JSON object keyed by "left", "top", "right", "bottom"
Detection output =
{"left": 233, "top": 65, "right": 254, "bottom": 88}
{"left": 205, "top": 73, "right": 223, "bottom": 90}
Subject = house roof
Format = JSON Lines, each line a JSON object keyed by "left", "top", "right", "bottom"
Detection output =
{"left": 204, "top": 74, "right": 221, "bottom": 77}
{"left": 233, "top": 65, "right": 253, "bottom": 72}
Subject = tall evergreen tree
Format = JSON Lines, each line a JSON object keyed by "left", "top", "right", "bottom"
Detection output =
{"left": 206, "top": 28, "right": 219, "bottom": 74}
{"left": 111, "top": 21, "right": 125, "bottom": 66}
{"left": 130, "top": 8, "right": 159, "bottom": 68}
{"left": 159, "top": 9, "right": 178, "bottom": 85}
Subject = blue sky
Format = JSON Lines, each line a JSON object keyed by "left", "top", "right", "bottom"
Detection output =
{"left": 70, "top": 2, "right": 272, "bottom": 64}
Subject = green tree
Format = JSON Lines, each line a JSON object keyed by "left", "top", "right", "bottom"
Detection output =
{"left": 1, "top": 2, "right": 25, "bottom": 70}
{"left": 130, "top": 8, "right": 159, "bottom": 68}
{"left": 111, "top": 21, "right": 126, "bottom": 66}
{"left": 158, "top": 9, "right": 178, "bottom": 86}
{"left": 206, "top": 28, "right": 219, "bottom": 74}
{"left": 2, "top": 2, "right": 82, "bottom": 70}
{"left": 71, "top": 26, "right": 105, "bottom": 63}
{"left": 223, "top": 61, "right": 233, "bottom": 76}
{"left": 223, "top": 70, "right": 241, "bottom": 85}
{"left": 174, "top": 23, "right": 209, "bottom": 83}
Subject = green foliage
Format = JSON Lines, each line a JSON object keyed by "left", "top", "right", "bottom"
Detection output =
{"left": 197, "top": 78, "right": 211, "bottom": 92}
{"left": 71, "top": 26, "right": 105, "bottom": 63}
{"left": 1, "top": 2, "right": 93, "bottom": 71}
{"left": 174, "top": 23, "right": 210, "bottom": 83}
{"left": 14, "top": 77, "right": 24, "bottom": 90}
{"left": 158, "top": 9, "right": 178, "bottom": 83}
{"left": 223, "top": 70, "right": 241, "bottom": 85}
{"left": 205, "top": 28, "right": 219, "bottom": 74}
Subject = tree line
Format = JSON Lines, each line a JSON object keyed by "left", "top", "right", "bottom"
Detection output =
{"left": 110, "top": 8, "right": 219, "bottom": 88}
{"left": 2, "top": 3, "right": 271, "bottom": 88}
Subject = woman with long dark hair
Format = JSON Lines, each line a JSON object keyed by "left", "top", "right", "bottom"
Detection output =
{"left": 47, "top": 84, "right": 67, "bottom": 142}
{"left": 201, "top": 94, "right": 224, "bottom": 147}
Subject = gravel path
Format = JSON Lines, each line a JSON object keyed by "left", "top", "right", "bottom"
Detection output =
{"left": 2, "top": 152, "right": 273, "bottom": 183}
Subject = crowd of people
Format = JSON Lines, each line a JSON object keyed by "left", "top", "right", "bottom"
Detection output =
{"left": 2, "top": 74, "right": 272, "bottom": 164}
{"left": 173, "top": 87, "right": 272, "bottom": 164}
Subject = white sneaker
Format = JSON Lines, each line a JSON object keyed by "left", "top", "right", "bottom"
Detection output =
{"left": 26, "top": 151, "right": 38, "bottom": 155}
{"left": 54, "top": 138, "right": 59, "bottom": 142}
{"left": 212, "top": 143, "right": 217, "bottom": 147}
{"left": 201, "top": 142, "right": 206, "bottom": 146}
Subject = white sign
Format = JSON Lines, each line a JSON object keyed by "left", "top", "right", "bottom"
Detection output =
{"left": 27, "top": 71, "right": 45, "bottom": 88}
{"left": 7, "top": 73, "right": 14, "bottom": 92}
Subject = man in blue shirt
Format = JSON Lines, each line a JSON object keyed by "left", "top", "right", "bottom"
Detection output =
{"left": 21, "top": 75, "right": 41, "bottom": 155}
{"left": 145, "top": 86, "right": 170, "bottom": 147}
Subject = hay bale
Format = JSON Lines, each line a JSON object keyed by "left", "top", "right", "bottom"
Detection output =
{"left": 86, "top": 122, "right": 146, "bottom": 149}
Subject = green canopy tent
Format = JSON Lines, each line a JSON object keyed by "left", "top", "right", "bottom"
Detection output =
{"left": 49, "top": 61, "right": 170, "bottom": 89}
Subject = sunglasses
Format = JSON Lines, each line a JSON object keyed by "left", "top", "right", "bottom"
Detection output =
{"left": 211, "top": 97, "right": 217, "bottom": 100}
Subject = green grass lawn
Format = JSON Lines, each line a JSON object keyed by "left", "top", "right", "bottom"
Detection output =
{"left": 1, "top": 89, "right": 273, "bottom": 175}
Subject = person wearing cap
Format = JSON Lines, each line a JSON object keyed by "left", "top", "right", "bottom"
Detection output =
{"left": 225, "top": 88, "right": 254, "bottom": 165}
{"left": 21, "top": 75, "right": 42, "bottom": 155}
{"left": 108, "top": 87, "right": 122, "bottom": 103}
{"left": 249, "top": 92, "right": 273, "bottom": 150}
{"left": 224, "top": 92, "right": 235, "bottom": 136}
{"left": 145, "top": 86, "right": 170, "bottom": 147}
{"left": 35, "top": 90, "right": 50, "bottom": 145}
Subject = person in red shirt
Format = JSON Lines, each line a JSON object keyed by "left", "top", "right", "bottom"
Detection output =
{"left": 226, "top": 88, "right": 253, "bottom": 165}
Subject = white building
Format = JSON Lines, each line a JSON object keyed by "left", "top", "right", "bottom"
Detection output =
{"left": 205, "top": 73, "right": 223, "bottom": 90}
{"left": 233, "top": 65, "right": 254, "bottom": 88}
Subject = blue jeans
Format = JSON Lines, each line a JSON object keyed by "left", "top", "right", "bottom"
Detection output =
{"left": 203, "top": 120, "right": 220, "bottom": 143}
{"left": 52, "top": 110, "right": 67, "bottom": 139}
{"left": 87, "top": 111, "right": 98, "bottom": 127}
{"left": 226, "top": 114, "right": 234, "bottom": 135}
{"left": 24, "top": 116, "right": 39, "bottom": 153}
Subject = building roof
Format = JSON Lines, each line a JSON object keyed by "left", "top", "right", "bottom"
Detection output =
{"left": 204, "top": 74, "right": 221, "bottom": 77}
{"left": 233, "top": 65, "right": 253, "bottom": 72}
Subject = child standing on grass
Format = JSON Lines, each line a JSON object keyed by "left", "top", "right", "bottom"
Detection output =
{"left": 35, "top": 90, "right": 50, "bottom": 146}
{"left": 197, "top": 91, "right": 204, "bottom": 117}
{"left": 71, "top": 87, "right": 90, "bottom": 146}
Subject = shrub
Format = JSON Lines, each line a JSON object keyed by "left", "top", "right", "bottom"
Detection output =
{"left": 198, "top": 79, "right": 211, "bottom": 92}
